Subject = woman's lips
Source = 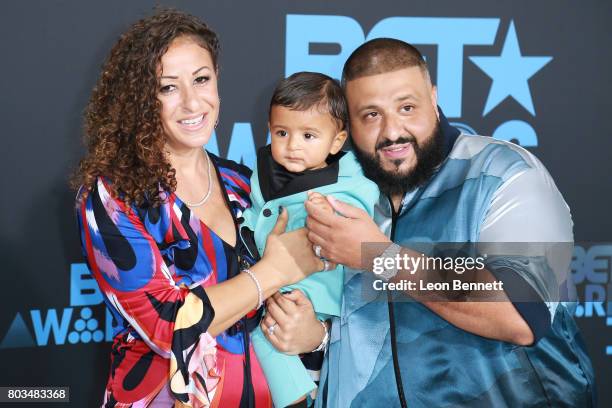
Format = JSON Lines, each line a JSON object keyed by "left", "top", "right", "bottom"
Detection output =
{"left": 177, "top": 114, "right": 206, "bottom": 131}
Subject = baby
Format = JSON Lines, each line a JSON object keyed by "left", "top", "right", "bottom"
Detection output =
{"left": 242, "top": 71, "right": 379, "bottom": 407}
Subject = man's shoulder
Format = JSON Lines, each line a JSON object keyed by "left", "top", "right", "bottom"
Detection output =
{"left": 447, "top": 134, "right": 544, "bottom": 182}
{"left": 450, "top": 134, "right": 538, "bottom": 163}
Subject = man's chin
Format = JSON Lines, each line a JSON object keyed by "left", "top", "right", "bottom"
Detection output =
{"left": 377, "top": 156, "right": 417, "bottom": 176}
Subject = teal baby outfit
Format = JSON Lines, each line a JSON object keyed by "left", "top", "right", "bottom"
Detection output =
{"left": 243, "top": 145, "right": 379, "bottom": 407}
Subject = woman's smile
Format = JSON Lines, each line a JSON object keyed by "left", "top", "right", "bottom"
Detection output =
{"left": 177, "top": 113, "right": 207, "bottom": 131}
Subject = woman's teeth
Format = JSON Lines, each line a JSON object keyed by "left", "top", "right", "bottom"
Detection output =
{"left": 180, "top": 115, "right": 204, "bottom": 125}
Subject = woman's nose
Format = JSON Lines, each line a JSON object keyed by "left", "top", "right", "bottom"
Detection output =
{"left": 181, "top": 86, "right": 201, "bottom": 112}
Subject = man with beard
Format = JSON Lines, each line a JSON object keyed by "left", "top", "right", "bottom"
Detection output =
{"left": 296, "top": 38, "right": 595, "bottom": 407}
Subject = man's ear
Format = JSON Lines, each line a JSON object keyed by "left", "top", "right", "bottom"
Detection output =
{"left": 431, "top": 85, "right": 440, "bottom": 120}
{"left": 330, "top": 130, "right": 348, "bottom": 155}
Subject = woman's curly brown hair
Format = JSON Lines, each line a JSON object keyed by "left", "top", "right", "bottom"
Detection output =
{"left": 72, "top": 9, "right": 220, "bottom": 208}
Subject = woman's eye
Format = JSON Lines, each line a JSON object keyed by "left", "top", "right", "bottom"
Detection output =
{"left": 195, "top": 75, "right": 210, "bottom": 85}
{"left": 159, "top": 84, "right": 176, "bottom": 94}
{"left": 402, "top": 105, "right": 414, "bottom": 112}
{"left": 365, "top": 111, "right": 378, "bottom": 119}
{"left": 276, "top": 130, "right": 287, "bottom": 137}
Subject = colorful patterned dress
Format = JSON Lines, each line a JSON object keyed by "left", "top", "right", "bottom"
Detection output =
{"left": 75, "top": 153, "right": 272, "bottom": 407}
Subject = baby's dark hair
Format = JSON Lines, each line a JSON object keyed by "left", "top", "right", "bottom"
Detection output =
{"left": 269, "top": 72, "right": 348, "bottom": 130}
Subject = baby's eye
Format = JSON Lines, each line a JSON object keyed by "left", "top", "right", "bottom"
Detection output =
{"left": 276, "top": 130, "right": 287, "bottom": 137}
{"left": 159, "top": 84, "right": 176, "bottom": 94}
{"left": 194, "top": 76, "right": 210, "bottom": 85}
{"left": 304, "top": 133, "right": 316, "bottom": 140}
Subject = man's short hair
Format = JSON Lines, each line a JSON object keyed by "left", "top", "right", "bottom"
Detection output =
{"left": 270, "top": 71, "right": 348, "bottom": 130}
{"left": 342, "top": 38, "right": 430, "bottom": 86}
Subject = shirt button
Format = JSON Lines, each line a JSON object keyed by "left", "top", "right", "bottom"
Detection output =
{"left": 263, "top": 209, "right": 272, "bottom": 217}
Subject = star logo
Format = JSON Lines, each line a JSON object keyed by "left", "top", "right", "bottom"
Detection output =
{"left": 469, "top": 21, "right": 552, "bottom": 116}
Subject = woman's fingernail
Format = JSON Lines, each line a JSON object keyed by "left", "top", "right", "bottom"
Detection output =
{"left": 278, "top": 205, "right": 283, "bottom": 213}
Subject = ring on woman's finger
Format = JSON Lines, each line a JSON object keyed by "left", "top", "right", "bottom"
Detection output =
{"left": 313, "top": 244, "right": 322, "bottom": 258}
{"left": 322, "top": 259, "right": 331, "bottom": 271}
{"left": 268, "top": 323, "right": 277, "bottom": 336}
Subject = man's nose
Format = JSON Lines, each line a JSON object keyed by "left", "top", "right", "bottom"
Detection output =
{"left": 181, "top": 86, "right": 201, "bottom": 113}
{"left": 380, "top": 114, "right": 405, "bottom": 142}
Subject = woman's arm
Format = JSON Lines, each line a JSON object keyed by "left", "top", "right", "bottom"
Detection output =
{"left": 206, "top": 213, "right": 323, "bottom": 335}
{"left": 76, "top": 180, "right": 323, "bottom": 353}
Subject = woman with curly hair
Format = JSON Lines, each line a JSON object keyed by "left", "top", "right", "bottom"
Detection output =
{"left": 73, "top": 9, "right": 328, "bottom": 407}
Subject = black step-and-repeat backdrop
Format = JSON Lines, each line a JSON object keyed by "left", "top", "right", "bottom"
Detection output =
{"left": 1, "top": 1, "right": 610, "bottom": 406}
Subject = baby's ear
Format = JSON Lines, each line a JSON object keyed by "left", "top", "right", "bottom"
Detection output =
{"left": 330, "top": 130, "right": 348, "bottom": 154}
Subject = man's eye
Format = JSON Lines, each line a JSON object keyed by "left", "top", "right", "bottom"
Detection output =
{"left": 276, "top": 130, "right": 287, "bottom": 137}
{"left": 402, "top": 105, "right": 414, "bottom": 112}
{"left": 195, "top": 76, "right": 210, "bottom": 84}
{"left": 365, "top": 112, "right": 378, "bottom": 119}
{"left": 159, "top": 84, "right": 176, "bottom": 94}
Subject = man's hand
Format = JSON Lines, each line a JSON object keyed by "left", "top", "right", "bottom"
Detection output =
{"left": 305, "top": 195, "right": 389, "bottom": 269}
{"left": 260, "top": 290, "right": 324, "bottom": 355}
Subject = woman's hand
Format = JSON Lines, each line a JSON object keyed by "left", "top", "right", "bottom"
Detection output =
{"left": 261, "top": 208, "right": 335, "bottom": 287}
{"left": 260, "top": 290, "right": 325, "bottom": 355}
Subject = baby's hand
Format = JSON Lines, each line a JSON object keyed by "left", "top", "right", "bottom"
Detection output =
{"left": 307, "top": 191, "right": 334, "bottom": 215}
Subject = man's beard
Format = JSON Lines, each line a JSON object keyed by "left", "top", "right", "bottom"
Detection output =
{"left": 353, "top": 121, "right": 445, "bottom": 197}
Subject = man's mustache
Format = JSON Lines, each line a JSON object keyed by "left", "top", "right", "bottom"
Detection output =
{"left": 375, "top": 136, "right": 417, "bottom": 151}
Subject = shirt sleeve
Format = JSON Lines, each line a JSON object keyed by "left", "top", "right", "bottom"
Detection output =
{"left": 478, "top": 157, "right": 574, "bottom": 343}
{"left": 76, "top": 178, "right": 219, "bottom": 406}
